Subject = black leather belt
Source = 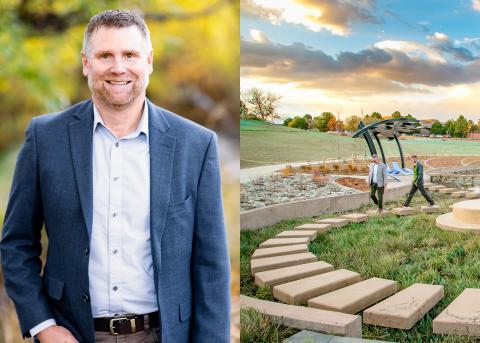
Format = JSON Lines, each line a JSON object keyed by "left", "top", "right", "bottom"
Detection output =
{"left": 94, "top": 311, "right": 160, "bottom": 335}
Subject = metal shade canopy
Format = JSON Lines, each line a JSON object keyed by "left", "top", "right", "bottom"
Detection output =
{"left": 352, "top": 118, "right": 420, "bottom": 168}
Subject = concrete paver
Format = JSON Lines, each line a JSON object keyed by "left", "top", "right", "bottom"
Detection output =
{"left": 363, "top": 283, "right": 444, "bottom": 329}
{"left": 273, "top": 269, "right": 361, "bottom": 305}
{"left": 439, "top": 188, "right": 457, "bottom": 194}
{"left": 421, "top": 205, "right": 441, "bottom": 213}
{"left": 276, "top": 230, "right": 317, "bottom": 241}
{"left": 466, "top": 192, "right": 480, "bottom": 199}
{"left": 308, "top": 277, "right": 397, "bottom": 314}
{"left": 391, "top": 207, "right": 415, "bottom": 216}
{"left": 433, "top": 288, "right": 480, "bottom": 336}
{"left": 366, "top": 210, "right": 391, "bottom": 217}
{"left": 295, "top": 223, "right": 332, "bottom": 232}
{"left": 341, "top": 213, "right": 368, "bottom": 223}
{"left": 283, "top": 330, "right": 391, "bottom": 342}
{"left": 251, "top": 252, "right": 317, "bottom": 275}
{"left": 240, "top": 295, "right": 362, "bottom": 338}
{"left": 452, "top": 191, "right": 466, "bottom": 198}
{"left": 251, "top": 244, "right": 309, "bottom": 260}
{"left": 259, "top": 237, "right": 310, "bottom": 248}
{"left": 315, "top": 218, "right": 349, "bottom": 228}
{"left": 255, "top": 261, "right": 334, "bottom": 288}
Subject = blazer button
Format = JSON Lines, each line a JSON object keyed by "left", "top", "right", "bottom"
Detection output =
{"left": 84, "top": 248, "right": 89, "bottom": 256}
{"left": 83, "top": 294, "right": 90, "bottom": 303}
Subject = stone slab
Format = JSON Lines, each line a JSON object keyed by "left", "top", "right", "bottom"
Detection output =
{"left": 366, "top": 209, "right": 391, "bottom": 217}
{"left": 363, "top": 283, "right": 444, "bottom": 329}
{"left": 251, "top": 252, "right": 317, "bottom": 275}
{"left": 295, "top": 223, "right": 332, "bottom": 232}
{"left": 251, "top": 244, "right": 309, "bottom": 260}
{"left": 273, "top": 269, "right": 361, "bottom": 305}
{"left": 315, "top": 218, "right": 349, "bottom": 228}
{"left": 421, "top": 205, "right": 441, "bottom": 213}
{"left": 452, "top": 191, "right": 467, "bottom": 198}
{"left": 433, "top": 288, "right": 480, "bottom": 336}
{"left": 341, "top": 213, "right": 368, "bottom": 223}
{"left": 391, "top": 207, "right": 415, "bottom": 216}
{"left": 429, "top": 185, "right": 446, "bottom": 191}
{"left": 255, "top": 261, "right": 334, "bottom": 288}
{"left": 308, "top": 277, "right": 398, "bottom": 314}
{"left": 240, "top": 295, "right": 362, "bottom": 338}
{"left": 276, "top": 230, "right": 317, "bottom": 241}
{"left": 259, "top": 237, "right": 310, "bottom": 248}
{"left": 466, "top": 192, "right": 480, "bottom": 199}
{"left": 283, "top": 330, "right": 391, "bottom": 343}
{"left": 439, "top": 188, "right": 457, "bottom": 194}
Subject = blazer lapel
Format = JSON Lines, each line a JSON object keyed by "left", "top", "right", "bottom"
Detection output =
{"left": 147, "top": 101, "right": 176, "bottom": 267}
{"left": 68, "top": 100, "right": 94, "bottom": 241}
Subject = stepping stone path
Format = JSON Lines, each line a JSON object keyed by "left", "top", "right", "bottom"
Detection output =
{"left": 276, "top": 230, "right": 317, "bottom": 241}
{"left": 255, "top": 261, "right": 334, "bottom": 288}
{"left": 341, "top": 213, "right": 368, "bottom": 223}
{"left": 250, "top": 252, "right": 317, "bottom": 275}
{"left": 466, "top": 192, "right": 480, "bottom": 199}
{"left": 240, "top": 295, "right": 362, "bottom": 338}
{"left": 429, "top": 185, "right": 446, "bottom": 191}
{"left": 273, "top": 269, "right": 361, "bottom": 305}
{"left": 366, "top": 209, "right": 391, "bottom": 217}
{"left": 421, "top": 205, "right": 441, "bottom": 213}
{"left": 452, "top": 191, "right": 466, "bottom": 198}
{"left": 308, "top": 277, "right": 397, "bottom": 314}
{"left": 315, "top": 218, "right": 349, "bottom": 228}
{"left": 391, "top": 207, "right": 415, "bottom": 216}
{"left": 259, "top": 237, "right": 310, "bottom": 248}
{"left": 251, "top": 244, "right": 309, "bottom": 260}
{"left": 433, "top": 288, "right": 480, "bottom": 336}
{"left": 439, "top": 188, "right": 457, "bottom": 194}
{"left": 363, "top": 283, "right": 444, "bottom": 329}
{"left": 295, "top": 223, "right": 332, "bottom": 232}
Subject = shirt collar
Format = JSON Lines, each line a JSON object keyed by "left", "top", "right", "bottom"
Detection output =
{"left": 93, "top": 100, "right": 149, "bottom": 139}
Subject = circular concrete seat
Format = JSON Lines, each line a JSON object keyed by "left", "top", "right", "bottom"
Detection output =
{"left": 436, "top": 200, "right": 480, "bottom": 233}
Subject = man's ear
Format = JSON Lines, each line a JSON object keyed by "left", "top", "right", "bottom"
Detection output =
{"left": 81, "top": 51, "right": 89, "bottom": 77}
{"left": 147, "top": 50, "right": 153, "bottom": 75}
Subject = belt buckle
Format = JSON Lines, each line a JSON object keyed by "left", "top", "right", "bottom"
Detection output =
{"left": 109, "top": 317, "right": 128, "bottom": 335}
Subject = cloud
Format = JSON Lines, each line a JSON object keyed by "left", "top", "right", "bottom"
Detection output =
{"left": 427, "top": 32, "right": 477, "bottom": 62}
{"left": 249, "top": 29, "right": 270, "bottom": 44}
{"left": 240, "top": 0, "right": 379, "bottom": 36}
{"left": 241, "top": 37, "right": 480, "bottom": 95}
{"left": 473, "top": 0, "right": 480, "bottom": 12}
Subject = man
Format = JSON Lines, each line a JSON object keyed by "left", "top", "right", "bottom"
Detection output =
{"left": 368, "top": 154, "right": 388, "bottom": 212}
{"left": 0, "top": 10, "right": 230, "bottom": 343}
{"left": 403, "top": 154, "right": 435, "bottom": 207}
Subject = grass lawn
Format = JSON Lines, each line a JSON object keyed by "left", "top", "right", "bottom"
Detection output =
{"left": 241, "top": 191, "right": 480, "bottom": 342}
{"left": 240, "top": 119, "right": 480, "bottom": 169}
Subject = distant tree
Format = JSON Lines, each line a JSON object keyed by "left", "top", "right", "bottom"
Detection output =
{"left": 288, "top": 116, "right": 308, "bottom": 130}
{"left": 313, "top": 112, "right": 334, "bottom": 132}
{"left": 430, "top": 121, "right": 445, "bottom": 135}
{"left": 454, "top": 115, "right": 468, "bottom": 138}
{"left": 371, "top": 112, "right": 383, "bottom": 120}
{"left": 444, "top": 119, "right": 455, "bottom": 136}
{"left": 327, "top": 116, "right": 337, "bottom": 131}
{"left": 242, "top": 88, "right": 281, "bottom": 122}
{"left": 303, "top": 114, "right": 313, "bottom": 129}
{"left": 303, "top": 114, "right": 312, "bottom": 120}
{"left": 363, "top": 113, "right": 382, "bottom": 126}
{"left": 391, "top": 111, "right": 402, "bottom": 119}
{"left": 471, "top": 123, "right": 479, "bottom": 133}
{"left": 405, "top": 114, "right": 416, "bottom": 120}
{"left": 468, "top": 119, "right": 474, "bottom": 133}
{"left": 344, "top": 115, "right": 362, "bottom": 132}
{"left": 283, "top": 117, "right": 293, "bottom": 126}
{"left": 337, "top": 119, "right": 345, "bottom": 132}
{"left": 240, "top": 100, "right": 249, "bottom": 118}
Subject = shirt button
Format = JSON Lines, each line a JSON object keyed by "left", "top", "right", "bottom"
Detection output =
{"left": 113, "top": 177, "right": 119, "bottom": 181}
{"left": 84, "top": 247, "right": 89, "bottom": 256}
{"left": 113, "top": 286, "right": 118, "bottom": 291}
{"left": 83, "top": 294, "right": 90, "bottom": 303}
{"left": 112, "top": 249, "right": 118, "bottom": 254}
{"left": 115, "top": 142, "right": 119, "bottom": 147}
{"left": 112, "top": 213, "right": 117, "bottom": 218}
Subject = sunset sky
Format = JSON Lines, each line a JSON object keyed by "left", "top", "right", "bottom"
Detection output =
{"left": 241, "top": 0, "right": 480, "bottom": 121}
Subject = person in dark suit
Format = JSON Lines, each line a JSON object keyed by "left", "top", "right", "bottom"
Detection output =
{"left": 0, "top": 10, "right": 230, "bottom": 343}
{"left": 368, "top": 154, "right": 388, "bottom": 212}
{"left": 403, "top": 154, "right": 435, "bottom": 207}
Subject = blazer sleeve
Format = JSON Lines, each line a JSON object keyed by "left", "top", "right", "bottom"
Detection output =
{"left": 0, "top": 119, "right": 53, "bottom": 338}
{"left": 191, "top": 132, "right": 230, "bottom": 342}
{"left": 382, "top": 164, "right": 388, "bottom": 185}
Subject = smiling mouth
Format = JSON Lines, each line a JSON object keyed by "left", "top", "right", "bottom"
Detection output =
{"left": 106, "top": 81, "right": 131, "bottom": 85}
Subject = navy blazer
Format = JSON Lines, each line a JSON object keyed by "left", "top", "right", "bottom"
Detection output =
{"left": 0, "top": 99, "right": 230, "bottom": 342}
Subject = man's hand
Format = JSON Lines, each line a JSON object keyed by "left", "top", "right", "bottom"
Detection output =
{"left": 37, "top": 325, "right": 79, "bottom": 343}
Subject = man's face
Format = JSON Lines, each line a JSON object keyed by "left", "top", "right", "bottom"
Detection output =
{"left": 81, "top": 25, "right": 153, "bottom": 109}
{"left": 372, "top": 156, "right": 379, "bottom": 164}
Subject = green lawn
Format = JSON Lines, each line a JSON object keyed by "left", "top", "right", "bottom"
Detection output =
{"left": 241, "top": 192, "right": 480, "bottom": 342}
{"left": 240, "top": 119, "right": 480, "bottom": 168}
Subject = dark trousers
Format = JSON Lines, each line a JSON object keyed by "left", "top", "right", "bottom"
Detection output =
{"left": 370, "top": 183, "right": 385, "bottom": 209}
{"left": 403, "top": 182, "right": 434, "bottom": 207}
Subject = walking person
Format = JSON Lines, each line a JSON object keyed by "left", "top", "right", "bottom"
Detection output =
{"left": 403, "top": 154, "right": 435, "bottom": 207}
{"left": 368, "top": 154, "right": 388, "bottom": 212}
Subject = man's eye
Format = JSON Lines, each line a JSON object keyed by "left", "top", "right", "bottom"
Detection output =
{"left": 100, "top": 53, "right": 110, "bottom": 59}
{"left": 125, "top": 53, "right": 134, "bottom": 59}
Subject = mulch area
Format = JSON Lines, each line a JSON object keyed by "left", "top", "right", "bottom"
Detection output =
{"left": 335, "top": 177, "right": 370, "bottom": 191}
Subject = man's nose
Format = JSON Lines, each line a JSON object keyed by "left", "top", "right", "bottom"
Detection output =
{"left": 109, "top": 56, "right": 127, "bottom": 73}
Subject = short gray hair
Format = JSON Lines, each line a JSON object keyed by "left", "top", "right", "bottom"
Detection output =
{"left": 83, "top": 10, "right": 152, "bottom": 56}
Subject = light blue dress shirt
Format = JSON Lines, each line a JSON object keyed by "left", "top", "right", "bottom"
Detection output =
{"left": 30, "top": 102, "right": 158, "bottom": 336}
